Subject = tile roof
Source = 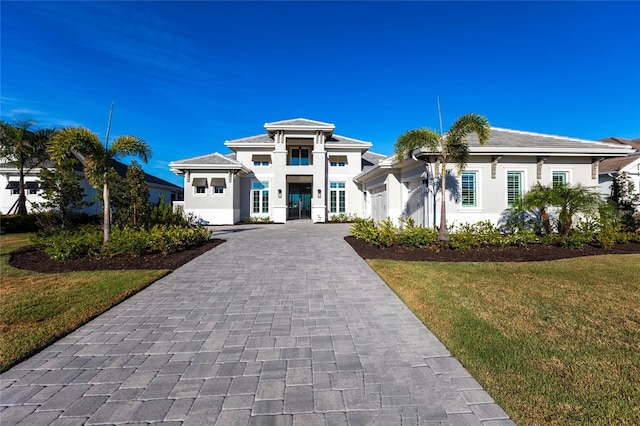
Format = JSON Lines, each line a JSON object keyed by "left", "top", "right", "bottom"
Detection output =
{"left": 171, "top": 152, "right": 242, "bottom": 166}
{"left": 264, "top": 118, "right": 335, "bottom": 128}
{"left": 599, "top": 137, "right": 640, "bottom": 152}
{"left": 326, "top": 134, "right": 372, "bottom": 146}
{"left": 225, "top": 134, "right": 273, "bottom": 145}
{"left": 599, "top": 153, "right": 640, "bottom": 173}
{"left": 462, "top": 127, "right": 626, "bottom": 150}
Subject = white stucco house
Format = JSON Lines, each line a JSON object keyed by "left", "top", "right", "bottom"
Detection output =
{"left": 1, "top": 157, "right": 183, "bottom": 215}
{"left": 169, "top": 118, "right": 634, "bottom": 226}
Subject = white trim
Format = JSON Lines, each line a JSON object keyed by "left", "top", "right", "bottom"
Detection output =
{"left": 505, "top": 168, "right": 527, "bottom": 207}
{"left": 459, "top": 169, "right": 482, "bottom": 211}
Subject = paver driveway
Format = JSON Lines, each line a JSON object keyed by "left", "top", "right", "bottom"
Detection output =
{"left": 1, "top": 223, "right": 513, "bottom": 425}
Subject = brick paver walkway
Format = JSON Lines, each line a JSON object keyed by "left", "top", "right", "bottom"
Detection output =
{"left": 1, "top": 223, "right": 514, "bottom": 425}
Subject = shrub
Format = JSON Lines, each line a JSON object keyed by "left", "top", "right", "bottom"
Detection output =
{"left": 241, "top": 216, "right": 273, "bottom": 224}
{"left": 33, "top": 224, "right": 213, "bottom": 261}
{"left": 0, "top": 214, "right": 39, "bottom": 234}
{"left": 329, "top": 213, "right": 357, "bottom": 223}
{"left": 397, "top": 217, "right": 437, "bottom": 248}
{"left": 31, "top": 225, "right": 103, "bottom": 261}
{"left": 350, "top": 217, "right": 398, "bottom": 247}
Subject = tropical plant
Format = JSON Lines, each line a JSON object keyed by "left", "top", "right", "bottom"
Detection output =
{"left": 0, "top": 119, "right": 54, "bottom": 215}
{"left": 513, "top": 182, "right": 555, "bottom": 235}
{"left": 49, "top": 127, "right": 151, "bottom": 242}
{"left": 552, "top": 183, "right": 604, "bottom": 237}
{"left": 394, "top": 113, "right": 490, "bottom": 241}
{"left": 515, "top": 183, "right": 604, "bottom": 237}
{"left": 36, "top": 148, "right": 89, "bottom": 228}
{"left": 608, "top": 171, "right": 640, "bottom": 231}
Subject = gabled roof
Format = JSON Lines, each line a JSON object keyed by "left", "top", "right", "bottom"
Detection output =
{"left": 599, "top": 153, "right": 640, "bottom": 174}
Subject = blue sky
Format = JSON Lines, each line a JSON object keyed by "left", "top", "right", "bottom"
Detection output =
{"left": 2, "top": 1, "right": 639, "bottom": 186}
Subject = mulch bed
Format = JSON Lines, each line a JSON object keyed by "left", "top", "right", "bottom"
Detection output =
{"left": 344, "top": 235, "right": 640, "bottom": 262}
{"left": 9, "top": 239, "right": 225, "bottom": 273}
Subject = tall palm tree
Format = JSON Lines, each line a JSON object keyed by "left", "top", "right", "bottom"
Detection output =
{"left": 49, "top": 127, "right": 151, "bottom": 242}
{"left": 395, "top": 113, "right": 490, "bottom": 241}
{"left": 0, "top": 119, "right": 53, "bottom": 215}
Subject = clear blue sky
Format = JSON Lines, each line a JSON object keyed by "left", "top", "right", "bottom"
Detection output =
{"left": 2, "top": 1, "right": 639, "bottom": 186}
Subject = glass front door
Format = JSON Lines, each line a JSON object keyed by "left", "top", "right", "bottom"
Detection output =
{"left": 288, "top": 183, "right": 312, "bottom": 220}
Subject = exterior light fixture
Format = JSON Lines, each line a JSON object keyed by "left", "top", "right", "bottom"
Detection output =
{"left": 278, "top": 189, "right": 282, "bottom": 198}
{"left": 317, "top": 188, "right": 322, "bottom": 198}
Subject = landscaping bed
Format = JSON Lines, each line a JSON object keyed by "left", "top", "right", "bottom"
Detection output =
{"left": 9, "top": 238, "right": 224, "bottom": 272}
{"left": 345, "top": 235, "right": 640, "bottom": 262}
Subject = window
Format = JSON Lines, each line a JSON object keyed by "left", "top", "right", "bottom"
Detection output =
{"left": 252, "top": 155, "right": 271, "bottom": 167}
{"left": 506, "top": 171, "right": 523, "bottom": 206}
{"left": 330, "top": 182, "right": 346, "bottom": 213}
{"left": 192, "top": 177, "right": 207, "bottom": 195}
{"left": 329, "top": 156, "right": 347, "bottom": 167}
{"left": 289, "top": 147, "right": 311, "bottom": 166}
{"left": 211, "top": 178, "right": 226, "bottom": 195}
{"left": 252, "top": 181, "right": 269, "bottom": 213}
{"left": 461, "top": 172, "right": 477, "bottom": 207}
{"left": 552, "top": 171, "right": 568, "bottom": 188}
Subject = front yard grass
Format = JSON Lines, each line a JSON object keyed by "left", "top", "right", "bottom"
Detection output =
{"left": 369, "top": 255, "right": 640, "bottom": 425}
{"left": 0, "top": 234, "right": 169, "bottom": 372}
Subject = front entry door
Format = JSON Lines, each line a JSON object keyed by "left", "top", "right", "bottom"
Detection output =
{"left": 288, "top": 183, "right": 312, "bottom": 220}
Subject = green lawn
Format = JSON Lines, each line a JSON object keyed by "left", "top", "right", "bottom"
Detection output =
{"left": 369, "top": 255, "right": 640, "bottom": 426}
{"left": 0, "top": 234, "right": 169, "bottom": 372}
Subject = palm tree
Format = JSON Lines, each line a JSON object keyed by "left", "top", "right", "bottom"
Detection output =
{"left": 49, "top": 127, "right": 151, "bottom": 242}
{"left": 551, "top": 183, "right": 603, "bottom": 237}
{"left": 0, "top": 119, "right": 53, "bottom": 215}
{"left": 516, "top": 182, "right": 555, "bottom": 235}
{"left": 395, "top": 113, "right": 490, "bottom": 241}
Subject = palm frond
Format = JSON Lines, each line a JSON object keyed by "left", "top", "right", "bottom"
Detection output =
{"left": 49, "top": 127, "right": 102, "bottom": 163}
{"left": 448, "top": 113, "right": 491, "bottom": 146}
{"left": 394, "top": 128, "right": 440, "bottom": 164}
{"left": 109, "top": 135, "right": 151, "bottom": 163}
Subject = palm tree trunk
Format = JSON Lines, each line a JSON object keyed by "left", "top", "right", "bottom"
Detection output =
{"left": 438, "top": 162, "right": 448, "bottom": 241}
{"left": 103, "top": 181, "right": 110, "bottom": 242}
{"left": 17, "top": 166, "right": 28, "bottom": 216}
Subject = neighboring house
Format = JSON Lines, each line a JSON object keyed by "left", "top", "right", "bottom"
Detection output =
{"left": 170, "top": 119, "right": 634, "bottom": 226}
{"left": 598, "top": 137, "right": 640, "bottom": 199}
{"left": 0, "top": 156, "right": 182, "bottom": 215}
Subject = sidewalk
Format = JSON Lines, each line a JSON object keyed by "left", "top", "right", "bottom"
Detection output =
{"left": 1, "top": 223, "right": 513, "bottom": 425}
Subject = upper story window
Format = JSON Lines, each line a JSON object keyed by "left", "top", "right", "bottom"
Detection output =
{"left": 552, "top": 171, "right": 569, "bottom": 188}
{"left": 252, "top": 155, "right": 271, "bottom": 167}
{"left": 461, "top": 171, "right": 478, "bottom": 208}
{"left": 329, "top": 156, "right": 347, "bottom": 167}
{"left": 289, "top": 147, "right": 311, "bottom": 166}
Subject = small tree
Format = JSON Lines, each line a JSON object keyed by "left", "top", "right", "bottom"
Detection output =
{"left": 515, "top": 183, "right": 555, "bottom": 235}
{"left": 36, "top": 152, "right": 89, "bottom": 228}
{"left": 114, "top": 161, "right": 150, "bottom": 227}
{"left": 0, "top": 119, "right": 53, "bottom": 215}
{"left": 608, "top": 172, "right": 640, "bottom": 231}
